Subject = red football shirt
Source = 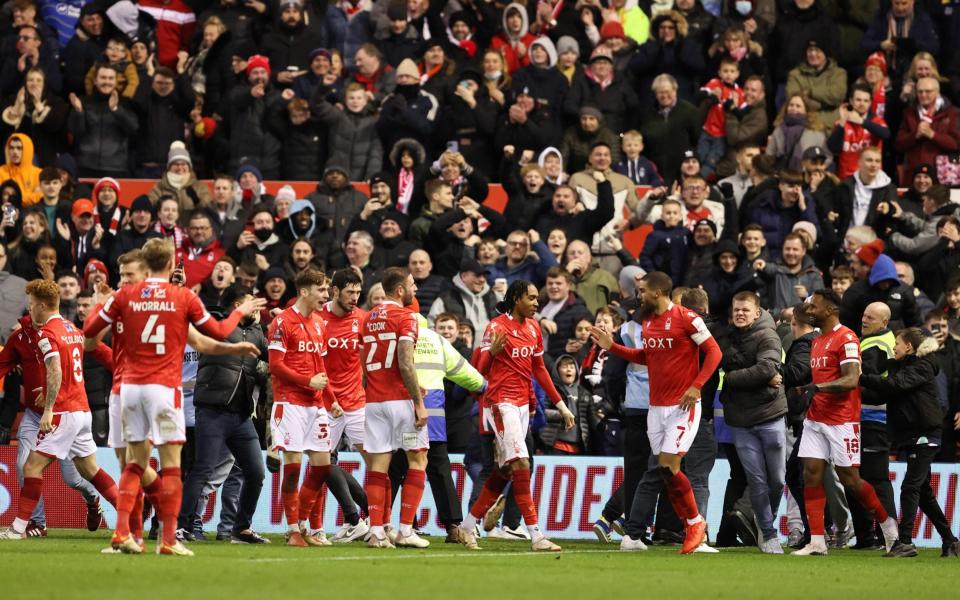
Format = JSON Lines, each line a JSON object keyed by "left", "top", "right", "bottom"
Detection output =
{"left": 318, "top": 302, "right": 367, "bottom": 411}
{"left": 0, "top": 317, "right": 46, "bottom": 415}
{"left": 268, "top": 304, "right": 328, "bottom": 407}
{"left": 610, "top": 303, "right": 718, "bottom": 407}
{"left": 808, "top": 323, "right": 861, "bottom": 425}
{"left": 361, "top": 301, "right": 418, "bottom": 403}
{"left": 96, "top": 278, "right": 211, "bottom": 388}
{"left": 480, "top": 313, "right": 546, "bottom": 408}
{"left": 37, "top": 315, "right": 89, "bottom": 412}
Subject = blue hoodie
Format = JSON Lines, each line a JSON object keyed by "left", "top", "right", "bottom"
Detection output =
{"left": 288, "top": 199, "right": 316, "bottom": 239}
{"left": 868, "top": 254, "right": 898, "bottom": 287}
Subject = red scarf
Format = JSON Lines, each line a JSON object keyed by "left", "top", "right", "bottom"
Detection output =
{"left": 95, "top": 206, "right": 122, "bottom": 237}
{"left": 585, "top": 66, "right": 613, "bottom": 90}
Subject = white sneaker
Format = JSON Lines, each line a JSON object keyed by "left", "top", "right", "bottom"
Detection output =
{"left": 384, "top": 525, "right": 398, "bottom": 545}
{"left": 395, "top": 531, "right": 431, "bottom": 548}
{"left": 333, "top": 519, "right": 370, "bottom": 543}
{"left": 457, "top": 523, "right": 481, "bottom": 550}
{"left": 759, "top": 537, "right": 784, "bottom": 554}
{"left": 503, "top": 524, "right": 530, "bottom": 540}
{"left": 694, "top": 541, "right": 720, "bottom": 553}
{"left": 792, "top": 541, "right": 828, "bottom": 556}
{"left": 879, "top": 517, "right": 899, "bottom": 552}
{"left": 619, "top": 535, "right": 648, "bottom": 552}
{"left": 0, "top": 528, "right": 25, "bottom": 540}
{"left": 531, "top": 536, "right": 561, "bottom": 552}
{"left": 367, "top": 534, "right": 395, "bottom": 549}
{"left": 486, "top": 526, "right": 512, "bottom": 540}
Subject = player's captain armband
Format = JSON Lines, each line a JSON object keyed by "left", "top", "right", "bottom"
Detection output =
{"left": 690, "top": 316, "right": 712, "bottom": 345}
{"left": 843, "top": 342, "right": 860, "bottom": 360}
{"left": 38, "top": 337, "right": 54, "bottom": 357}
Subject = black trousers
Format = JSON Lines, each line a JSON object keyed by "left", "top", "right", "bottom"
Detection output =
{"left": 467, "top": 432, "right": 535, "bottom": 530}
{"left": 847, "top": 450, "right": 896, "bottom": 544}
{"left": 389, "top": 442, "right": 464, "bottom": 527}
{"left": 898, "top": 444, "right": 957, "bottom": 545}
{"left": 601, "top": 411, "right": 650, "bottom": 522}
{"left": 715, "top": 442, "right": 749, "bottom": 546}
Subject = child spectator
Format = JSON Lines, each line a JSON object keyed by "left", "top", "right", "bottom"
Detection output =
{"left": 697, "top": 57, "right": 741, "bottom": 179}
{"left": 830, "top": 265, "right": 854, "bottom": 298}
{"left": 613, "top": 130, "right": 663, "bottom": 186}
{"left": 639, "top": 197, "right": 690, "bottom": 286}
{"left": 84, "top": 36, "right": 139, "bottom": 98}
{"left": 311, "top": 82, "right": 383, "bottom": 182}
{"left": 542, "top": 354, "right": 594, "bottom": 455}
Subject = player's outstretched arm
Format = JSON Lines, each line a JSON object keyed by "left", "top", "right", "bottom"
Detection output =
{"left": 187, "top": 326, "right": 261, "bottom": 358}
{"left": 397, "top": 339, "right": 427, "bottom": 428}
{"left": 590, "top": 325, "right": 646, "bottom": 364}
{"left": 195, "top": 297, "right": 267, "bottom": 340}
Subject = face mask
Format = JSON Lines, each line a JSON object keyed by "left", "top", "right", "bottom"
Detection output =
{"left": 167, "top": 171, "right": 188, "bottom": 189}
{"left": 484, "top": 71, "right": 502, "bottom": 81}
{"left": 735, "top": 1, "right": 752, "bottom": 15}
{"left": 254, "top": 227, "right": 273, "bottom": 242}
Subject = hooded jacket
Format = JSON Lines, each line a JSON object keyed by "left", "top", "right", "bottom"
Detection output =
{"left": 541, "top": 354, "right": 596, "bottom": 451}
{"left": 489, "top": 3, "right": 537, "bottom": 73}
{"left": 0, "top": 134, "right": 42, "bottom": 207}
{"left": 890, "top": 202, "right": 960, "bottom": 256}
{"left": 428, "top": 272, "right": 498, "bottom": 335}
{"left": 719, "top": 310, "right": 787, "bottom": 427}
{"left": 512, "top": 37, "right": 568, "bottom": 129}
{"left": 839, "top": 254, "right": 922, "bottom": 335}
{"left": 702, "top": 239, "right": 755, "bottom": 315}
{"left": 860, "top": 337, "right": 944, "bottom": 448}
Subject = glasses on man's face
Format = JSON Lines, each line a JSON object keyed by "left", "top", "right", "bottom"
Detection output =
{"left": 507, "top": 240, "right": 528, "bottom": 247}
{"left": 684, "top": 185, "right": 706, "bottom": 193}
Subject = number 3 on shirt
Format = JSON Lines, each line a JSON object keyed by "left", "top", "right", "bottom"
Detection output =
{"left": 363, "top": 332, "right": 397, "bottom": 372}
{"left": 141, "top": 314, "right": 166, "bottom": 355}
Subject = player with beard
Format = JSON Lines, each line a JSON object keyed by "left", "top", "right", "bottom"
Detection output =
{"left": 791, "top": 289, "right": 898, "bottom": 556}
{"left": 456, "top": 279, "right": 576, "bottom": 552}
{"left": 590, "top": 271, "right": 723, "bottom": 554}
{"left": 304, "top": 268, "right": 371, "bottom": 543}
{"left": 361, "top": 267, "right": 430, "bottom": 548}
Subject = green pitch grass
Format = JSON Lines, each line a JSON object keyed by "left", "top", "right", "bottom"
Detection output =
{"left": 1, "top": 530, "right": 955, "bottom": 600}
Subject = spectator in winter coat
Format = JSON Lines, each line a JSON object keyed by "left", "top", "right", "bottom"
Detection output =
{"left": 426, "top": 195, "right": 506, "bottom": 278}
{"left": 702, "top": 239, "right": 755, "bottom": 316}
{"left": 374, "top": 1, "right": 421, "bottom": 68}
{"left": 147, "top": 141, "right": 212, "bottom": 225}
{"left": 0, "top": 133, "right": 41, "bottom": 207}
{"left": 861, "top": 0, "right": 940, "bottom": 82}
{"left": 63, "top": 4, "right": 107, "bottom": 95}
{"left": 176, "top": 211, "right": 226, "bottom": 289}
{"left": 376, "top": 58, "right": 438, "bottom": 158}
{"left": 565, "top": 240, "right": 619, "bottom": 315}
{"left": 765, "top": 94, "right": 830, "bottom": 172}
{"left": 884, "top": 185, "right": 960, "bottom": 257}
{"left": 785, "top": 37, "right": 848, "bottom": 129}
{"left": 218, "top": 55, "right": 284, "bottom": 178}
{"left": 266, "top": 96, "right": 327, "bottom": 181}
{"left": 489, "top": 3, "right": 536, "bottom": 74}
{"left": 512, "top": 36, "right": 567, "bottom": 133}
{"left": 500, "top": 159, "right": 553, "bottom": 233}
{"left": 745, "top": 169, "right": 819, "bottom": 259}
{"left": 439, "top": 70, "right": 501, "bottom": 178}
{"left": 832, "top": 147, "right": 898, "bottom": 236}
{"left": 1, "top": 67, "right": 69, "bottom": 168}
{"left": 630, "top": 11, "right": 705, "bottom": 109}
{"left": 538, "top": 267, "right": 593, "bottom": 359}
{"left": 543, "top": 354, "right": 596, "bottom": 454}
{"left": 428, "top": 259, "right": 498, "bottom": 335}
{"left": 409, "top": 248, "right": 449, "bottom": 316}
{"left": 534, "top": 175, "right": 614, "bottom": 247}
{"left": 639, "top": 198, "right": 690, "bottom": 286}
{"left": 752, "top": 232, "right": 825, "bottom": 311}
{"left": 563, "top": 46, "right": 640, "bottom": 136}
{"left": 718, "top": 293, "right": 787, "bottom": 552}
{"left": 307, "top": 165, "right": 367, "bottom": 255}
{"left": 428, "top": 151, "right": 489, "bottom": 205}
{"left": 840, "top": 253, "right": 922, "bottom": 335}
{"left": 485, "top": 229, "right": 558, "bottom": 289}
{"left": 347, "top": 43, "right": 396, "bottom": 107}
{"left": 109, "top": 194, "right": 161, "bottom": 270}
{"left": 559, "top": 106, "right": 622, "bottom": 175}
{"left": 613, "top": 130, "right": 663, "bottom": 186}
{"left": 860, "top": 328, "right": 958, "bottom": 556}
{"left": 227, "top": 204, "right": 290, "bottom": 272}
{"left": 894, "top": 77, "right": 960, "bottom": 185}
{"left": 639, "top": 74, "right": 701, "bottom": 184}
{"left": 0, "top": 24, "right": 61, "bottom": 97}
{"left": 716, "top": 77, "right": 767, "bottom": 179}
{"left": 68, "top": 64, "right": 138, "bottom": 178}
{"left": 131, "top": 68, "right": 196, "bottom": 179}
{"left": 769, "top": 0, "right": 839, "bottom": 84}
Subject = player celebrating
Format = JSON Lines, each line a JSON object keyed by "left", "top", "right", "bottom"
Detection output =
{"left": 792, "top": 290, "right": 898, "bottom": 556}
{"left": 268, "top": 268, "right": 337, "bottom": 547}
{"left": 316, "top": 268, "right": 370, "bottom": 543}
{"left": 361, "top": 267, "right": 430, "bottom": 549}
{"left": 457, "top": 279, "right": 576, "bottom": 553}
{"left": 0, "top": 280, "right": 120, "bottom": 540}
{"left": 83, "top": 238, "right": 263, "bottom": 556}
{"left": 590, "top": 271, "right": 722, "bottom": 554}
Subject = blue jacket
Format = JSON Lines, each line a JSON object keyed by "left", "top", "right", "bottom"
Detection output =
{"left": 613, "top": 155, "right": 663, "bottom": 186}
{"left": 618, "top": 320, "right": 650, "bottom": 410}
{"left": 747, "top": 188, "right": 819, "bottom": 259}
{"left": 485, "top": 240, "right": 559, "bottom": 288}
{"left": 639, "top": 220, "right": 690, "bottom": 286}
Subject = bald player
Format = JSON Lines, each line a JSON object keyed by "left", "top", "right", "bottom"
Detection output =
{"left": 853, "top": 302, "right": 897, "bottom": 549}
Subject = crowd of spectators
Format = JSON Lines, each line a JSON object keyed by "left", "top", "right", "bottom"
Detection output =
{"left": 0, "top": 0, "right": 959, "bottom": 474}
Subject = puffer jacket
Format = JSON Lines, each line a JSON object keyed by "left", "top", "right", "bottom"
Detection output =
{"left": 541, "top": 354, "right": 597, "bottom": 451}
{"left": 755, "top": 254, "right": 825, "bottom": 311}
{"left": 307, "top": 181, "right": 367, "bottom": 248}
{"left": 428, "top": 273, "right": 498, "bottom": 335}
{"left": 147, "top": 172, "right": 212, "bottom": 224}
{"left": 860, "top": 338, "right": 944, "bottom": 448}
{"left": 220, "top": 84, "right": 284, "bottom": 177}
{"left": 312, "top": 99, "right": 382, "bottom": 182}
{"left": 783, "top": 330, "right": 817, "bottom": 433}
{"left": 194, "top": 317, "right": 268, "bottom": 416}
{"left": 719, "top": 310, "right": 788, "bottom": 428}
{"left": 67, "top": 91, "right": 138, "bottom": 174}
{"left": 785, "top": 59, "right": 848, "bottom": 128}
{"left": 839, "top": 255, "right": 922, "bottom": 335}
